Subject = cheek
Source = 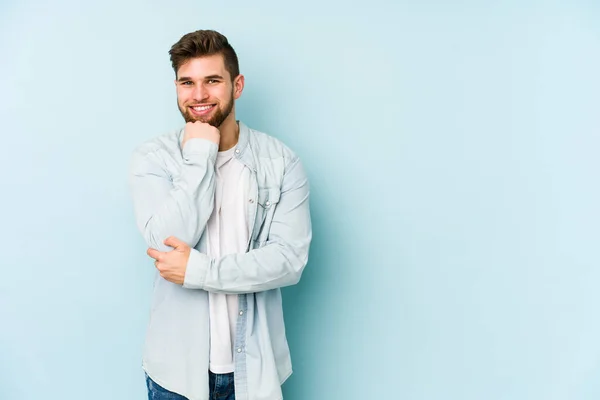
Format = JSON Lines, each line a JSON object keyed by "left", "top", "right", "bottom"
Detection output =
{"left": 176, "top": 89, "right": 191, "bottom": 104}
{"left": 216, "top": 88, "right": 232, "bottom": 102}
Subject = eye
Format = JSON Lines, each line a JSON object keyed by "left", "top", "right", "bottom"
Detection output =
{"left": 181, "top": 81, "right": 193, "bottom": 86}
{"left": 207, "top": 79, "right": 219, "bottom": 84}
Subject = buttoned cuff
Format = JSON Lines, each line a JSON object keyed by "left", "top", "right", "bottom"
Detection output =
{"left": 183, "top": 249, "right": 210, "bottom": 289}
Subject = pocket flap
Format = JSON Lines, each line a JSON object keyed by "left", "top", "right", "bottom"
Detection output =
{"left": 257, "top": 188, "right": 281, "bottom": 209}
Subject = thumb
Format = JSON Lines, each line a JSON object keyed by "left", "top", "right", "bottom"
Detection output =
{"left": 164, "top": 236, "right": 186, "bottom": 250}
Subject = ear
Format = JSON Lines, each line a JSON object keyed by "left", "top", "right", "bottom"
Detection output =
{"left": 233, "top": 74, "right": 245, "bottom": 100}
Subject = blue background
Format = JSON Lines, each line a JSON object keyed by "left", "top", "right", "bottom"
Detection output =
{"left": 1, "top": 1, "right": 599, "bottom": 399}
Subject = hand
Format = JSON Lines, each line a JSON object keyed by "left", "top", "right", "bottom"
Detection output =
{"left": 182, "top": 121, "right": 220, "bottom": 148}
{"left": 147, "top": 236, "right": 191, "bottom": 285}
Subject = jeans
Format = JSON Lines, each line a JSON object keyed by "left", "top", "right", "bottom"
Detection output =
{"left": 146, "top": 371, "right": 235, "bottom": 400}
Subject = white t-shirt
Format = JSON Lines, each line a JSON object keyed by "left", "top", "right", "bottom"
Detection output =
{"left": 206, "top": 146, "right": 251, "bottom": 374}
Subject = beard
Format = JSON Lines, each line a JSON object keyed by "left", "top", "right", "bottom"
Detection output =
{"left": 178, "top": 90, "right": 234, "bottom": 128}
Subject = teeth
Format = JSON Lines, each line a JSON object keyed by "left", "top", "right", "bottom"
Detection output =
{"left": 193, "top": 105, "right": 213, "bottom": 111}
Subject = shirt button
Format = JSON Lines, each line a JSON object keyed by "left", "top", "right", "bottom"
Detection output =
{"left": 235, "top": 149, "right": 240, "bottom": 154}
{"left": 239, "top": 310, "right": 244, "bottom": 316}
{"left": 237, "top": 348, "right": 242, "bottom": 353}
{"left": 249, "top": 199, "right": 254, "bottom": 203}
{"left": 265, "top": 201, "right": 271, "bottom": 206}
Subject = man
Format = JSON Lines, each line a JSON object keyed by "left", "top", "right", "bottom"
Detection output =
{"left": 128, "top": 30, "right": 312, "bottom": 400}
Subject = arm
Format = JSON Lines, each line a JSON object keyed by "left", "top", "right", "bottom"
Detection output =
{"left": 129, "top": 138, "right": 218, "bottom": 252}
{"left": 182, "top": 155, "right": 312, "bottom": 294}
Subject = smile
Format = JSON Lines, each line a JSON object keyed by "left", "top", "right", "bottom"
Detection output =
{"left": 189, "top": 104, "right": 216, "bottom": 115}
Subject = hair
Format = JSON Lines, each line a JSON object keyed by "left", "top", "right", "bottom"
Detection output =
{"left": 169, "top": 30, "right": 240, "bottom": 80}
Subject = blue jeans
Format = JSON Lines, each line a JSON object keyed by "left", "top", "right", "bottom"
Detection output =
{"left": 146, "top": 371, "right": 235, "bottom": 400}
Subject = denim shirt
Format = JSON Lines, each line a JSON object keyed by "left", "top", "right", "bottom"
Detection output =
{"left": 129, "top": 121, "right": 312, "bottom": 400}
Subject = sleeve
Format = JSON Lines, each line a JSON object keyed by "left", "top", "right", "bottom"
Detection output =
{"left": 129, "top": 138, "right": 218, "bottom": 252}
{"left": 182, "top": 155, "right": 312, "bottom": 293}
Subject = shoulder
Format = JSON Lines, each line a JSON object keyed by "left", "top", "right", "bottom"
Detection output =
{"left": 245, "top": 125, "right": 308, "bottom": 188}
{"left": 129, "top": 128, "right": 183, "bottom": 174}
{"left": 246, "top": 126, "right": 299, "bottom": 164}
{"left": 131, "top": 128, "right": 182, "bottom": 159}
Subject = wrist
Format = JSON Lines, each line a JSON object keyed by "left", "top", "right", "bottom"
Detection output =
{"left": 204, "top": 131, "right": 220, "bottom": 145}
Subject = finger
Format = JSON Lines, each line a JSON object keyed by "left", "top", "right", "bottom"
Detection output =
{"left": 147, "top": 248, "right": 162, "bottom": 261}
{"left": 164, "top": 236, "right": 185, "bottom": 249}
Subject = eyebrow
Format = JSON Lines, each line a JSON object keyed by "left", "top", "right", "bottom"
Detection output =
{"left": 177, "top": 75, "right": 225, "bottom": 82}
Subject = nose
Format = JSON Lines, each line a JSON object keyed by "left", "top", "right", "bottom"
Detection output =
{"left": 191, "top": 83, "right": 209, "bottom": 102}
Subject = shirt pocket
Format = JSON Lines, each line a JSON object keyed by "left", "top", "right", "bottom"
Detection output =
{"left": 251, "top": 187, "right": 281, "bottom": 245}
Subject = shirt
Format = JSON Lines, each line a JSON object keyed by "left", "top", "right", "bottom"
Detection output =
{"left": 128, "top": 121, "right": 312, "bottom": 400}
{"left": 206, "top": 146, "right": 251, "bottom": 373}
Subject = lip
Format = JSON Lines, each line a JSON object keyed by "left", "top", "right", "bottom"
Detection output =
{"left": 189, "top": 104, "right": 216, "bottom": 116}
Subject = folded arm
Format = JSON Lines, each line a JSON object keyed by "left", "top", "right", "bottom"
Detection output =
{"left": 183, "top": 155, "right": 312, "bottom": 294}
{"left": 129, "top": 138, "right": 218, "bottom": 252}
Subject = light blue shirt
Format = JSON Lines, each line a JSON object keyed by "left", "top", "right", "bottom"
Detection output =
{"left": 129, "top": 121, "right": 312, "bottom": 400}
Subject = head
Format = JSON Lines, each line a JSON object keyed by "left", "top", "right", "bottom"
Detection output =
{"left": 169, "top": 30, "right": 244, "bottom": 127}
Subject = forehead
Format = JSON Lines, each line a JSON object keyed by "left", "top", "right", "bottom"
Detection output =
{"left": 177, "top": 55, "right": 229, "bottom": 79}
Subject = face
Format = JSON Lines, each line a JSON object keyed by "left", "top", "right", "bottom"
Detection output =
{"left": 175, "top": 54, "right": 244, "bottom": 127}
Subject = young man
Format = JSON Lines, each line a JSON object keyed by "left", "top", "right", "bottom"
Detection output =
{"left": 128, "top": 30, "right": 312, "bottom": 400}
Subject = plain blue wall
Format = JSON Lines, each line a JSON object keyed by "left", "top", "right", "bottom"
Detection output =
{"left": 1, "top": 1, "right": 599, "bottom": 399}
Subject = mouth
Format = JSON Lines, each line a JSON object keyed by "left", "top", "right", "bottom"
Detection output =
{"left": 189, "top": 104, "right": 216, "bottom": 116}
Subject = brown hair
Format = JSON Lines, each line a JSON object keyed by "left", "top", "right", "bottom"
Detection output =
{"left": 169, "top": 30, "right": 240, "bottom": 80}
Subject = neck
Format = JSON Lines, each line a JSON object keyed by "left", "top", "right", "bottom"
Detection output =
{"left": 217, "top": 112, "right": 239, "bottom": 152}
